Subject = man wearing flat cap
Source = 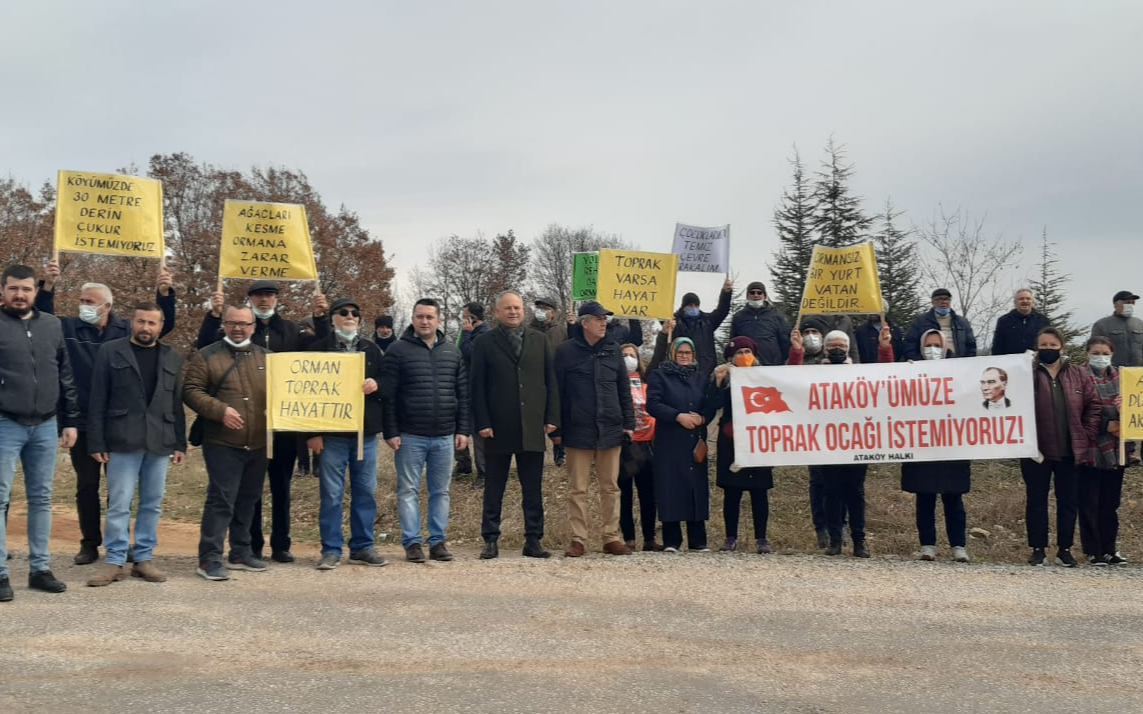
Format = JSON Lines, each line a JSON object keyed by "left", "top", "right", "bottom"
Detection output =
{"left": 196, "top": 280, "right": 329, "bottom": 564}
{"left": 903, "top": 288, "right": 977, "bottom": 361}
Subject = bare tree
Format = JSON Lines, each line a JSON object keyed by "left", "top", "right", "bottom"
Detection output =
{"left": 915, "top": 205, "right": 1024, "bottom": 352}
{"left": 528, "top": 223, "right": 633, "bottom": 312}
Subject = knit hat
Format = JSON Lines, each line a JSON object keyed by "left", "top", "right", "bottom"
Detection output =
{"left": 680, "top": 292, "right": 701, "bottom": 308}
{"left": 799, "top": 316, "right": 831, "bottom": 335}
{"left": 746, "top": 281, "right": 766, "bottom": 295}
{"left": 375, "top": 315, "right": 394, "bottom": 328}
{"left": 725, "top": 335, "right": 758, "bottom": 359}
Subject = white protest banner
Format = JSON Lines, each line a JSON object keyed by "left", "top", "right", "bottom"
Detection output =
{"left": 730, "top": 354, "right": 1038, "bottom": 467}
{"left": 671, "top": 223, "right": 730, "bottom": 274}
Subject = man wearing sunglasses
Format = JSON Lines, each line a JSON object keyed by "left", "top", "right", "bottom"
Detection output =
{"left": 729, "top": 281, "right": 790, "bottom": 367}
{"left": 196, "top": 280, "right": 330, "bottom": 565}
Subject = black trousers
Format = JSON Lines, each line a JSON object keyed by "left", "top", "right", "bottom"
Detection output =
{"left": 723, "top": 486, "right": 770, "bottom": 541}
{"left": 295, "top": 435, "right": 312, "bottom": 473}
{"left": 662, "top": 520, "right": 706, "bottom": 550}
{"left": 809, "top": 467, "right": 847, "bottom": 533}
{"left": 1021, "top": 456, "right": 1077, "bottom": 550}
{"left": 200, "top": 444, "right": 268, "bottom": 564}
{"left": 619, "top": 441, "right": 656, "bottom": 543}
{"left": 814, "top": 465, "right": 867, "bottom": 544}
{"left": 1077, "top": 466, "right": 1124, "bottom": 556}
{"left": 71, "top": 430, "right": 107, "bottom": 549}
{"left": 250, "top": 433, "right": 297, "bottom": 555}
{"left": 482, "top": 451, "right": 545, "bottom": 540}
{"left": 915, "top": 493, "right": 966, "bottom": 547}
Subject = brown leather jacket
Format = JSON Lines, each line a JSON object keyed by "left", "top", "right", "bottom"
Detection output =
{"left": 183, "top": 341, "right": 268, "bottom": 450}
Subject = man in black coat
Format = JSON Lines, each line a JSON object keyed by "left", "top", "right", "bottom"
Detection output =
{"left": 470, "top": 291, "right": 559, "bottom": 559}
{"left": 456, "top": 301, "right": 490, "bottom": 485}
{"left": 372, "top": 315, "right": 396, "bottom": 352}
{"left": 85, "top": 303, "right": 186, "bottom": 587}
{"left": 553, "top": 301, "right": 635, "bottom": 557}
{"left": 196, "top": 280, "right": 329, "bottom": 564}
{"left": 729, "top": 281, "right": 790, "bottom": 366}
{"left": 855, "top": 314, "right": 904, "bottom": 364}
{"left": 671, "top": 279, "right": 733, "bottom": 376}
{"left": 903, "top": 288, "right": 977, "bottom": 360}
{"left": 307, "top": 298, "right": 388, "bottom": 570}
{"left": 991, "top": 288, "right": 1050, "bottom": 355}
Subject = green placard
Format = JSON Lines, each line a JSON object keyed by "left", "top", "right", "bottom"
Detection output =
{"left": 572, "top": 252, "right": 598, "bottom": 300}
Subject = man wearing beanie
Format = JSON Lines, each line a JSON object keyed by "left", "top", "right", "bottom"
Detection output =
{"left": 669, "top": 277, "right": 734, "bottom": 376}
{"left": 729, "top": 281, "right": 790, "bottom": 366}
{"left": 373, "top": 315, "right": 396, "bottom": 352}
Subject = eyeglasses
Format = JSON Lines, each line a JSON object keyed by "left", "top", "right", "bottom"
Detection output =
{"left": 223, "top": 321, "right": 254, "bottom": 328}
{"left": 675, "top": 350, "right": 695, "bottom": 356}
{"left": 336, "top": 309, "right": 361, "bottom": 318}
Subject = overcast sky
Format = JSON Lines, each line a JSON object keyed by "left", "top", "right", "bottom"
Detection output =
{"left": 2, "top": 1, "right": 1140, "bottom": 333}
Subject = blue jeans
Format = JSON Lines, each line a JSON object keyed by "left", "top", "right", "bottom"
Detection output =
{"left": 105, "top": 451, "right": 170, "bottom": 566}
{"left": 319, "top": 435, "right": 378, "bottom": 555}
{"left": 0, "top": 416, "right": 59, "bottom": 577}
{"left": 394, "top": 433, "right": 453, "bottom": 547}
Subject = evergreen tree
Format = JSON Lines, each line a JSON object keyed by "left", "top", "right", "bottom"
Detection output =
{"left": 767, "top": 148, "right": 816, "bottom": 321}
{"left": 1028, "top": 228, "right": 1080, "bottom": 344}
{"left": 811, "top": 137, "right": 873, "bottom": 249}
{"left": 872, "top": 198, "right": 924, "bottom": 328}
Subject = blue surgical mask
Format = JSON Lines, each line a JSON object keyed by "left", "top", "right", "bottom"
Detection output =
{"left": 684, "top": 307, "right": 700, "bottom": 318}
{"left": 934, "top": 306, "right": 951, "bottom": 317}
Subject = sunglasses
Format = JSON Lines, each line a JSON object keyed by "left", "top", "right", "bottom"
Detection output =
{"left": 336, "top": 309, "right": 361, "bottom": 318}
{"left": 223, "top": 321, "right": 254, "bottom": 328}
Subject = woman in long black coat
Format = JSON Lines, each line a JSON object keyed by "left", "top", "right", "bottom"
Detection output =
{"left": 647, "top": 337, "right": 719, "bottom": 552}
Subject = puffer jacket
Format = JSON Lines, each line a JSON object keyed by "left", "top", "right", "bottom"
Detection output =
{"left": 729, "top": 302, "right": 790, "bottom": 366}
{"left": 379, "top": 327, "right": 470, "bottom": 439}
{"left": 183, "top": 341, "right": 268, "bottom": 450}
{"left": 672, "top": 290, "right": 732, "bottom": 376}
{"left": 1030, "top": 360, "right": 1101, "bottom": 464}
{"left": 0, "top": 308, "right": 80, "bottom": 427}
{"left": 553, "top": 334, "right": 635, "bottom": 450}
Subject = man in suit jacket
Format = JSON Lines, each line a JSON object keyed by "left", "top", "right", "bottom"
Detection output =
{"left": 470, "top": 291, "right": 560, "bottom": 559}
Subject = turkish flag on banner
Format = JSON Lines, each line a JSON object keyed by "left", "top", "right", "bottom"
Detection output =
{"left": 741, "top": 386, "right": 791, "bottom": 415}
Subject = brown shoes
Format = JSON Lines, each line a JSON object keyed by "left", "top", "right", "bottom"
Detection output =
{"left": 564, "top": 541, "right": 586, "bottom": 558}
{"left": 132, "top": 560, "right": 168, "bottom": 582}
{"left": 603, "top": 541, "right": 632, "bottom": 556}
{"left": 86, "top": 564, "right": 127, "bottom": 587}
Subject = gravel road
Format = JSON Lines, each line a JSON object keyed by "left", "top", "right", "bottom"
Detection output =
{"left": 3, "top": 545, "right": 1141, "bottom": 714}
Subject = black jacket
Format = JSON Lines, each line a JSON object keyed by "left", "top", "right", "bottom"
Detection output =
{"left": 729, "top": 302, "right": 791, "bottom": 366}
{"left": 0, "top": 308, "right": 80, "bottom": 427}
{"left": 991, "top": 309, "right": 1050, "bottom": 356}
{"left": 673, "top": 290, "right": 732, "bottom": 375}
{"left": 855, "top": 317, "right": 905, "bottom": 364}
{"left": 87, "top": 338, "right": 187, "bottom": 455}
{"left": 903, "top": 309, "right": 977, "bottom": 360}
{"left": 35, "top": 286, "right": 176, "bottom": 429}
{"left": 647, "top": 362, "right": 719, "bottom": 522}
{"left": 306, "top": 334, "right": 386, "bottom": 437}
{"left": 373, "top": 334, "right": 396, "bottom": 352}
{"left": 470, "top": 326, "right": 559, "bottom": 454}
{"left": 568, "top": 318, "right": 643, "bottom": 347}
{"left": 196, "top": 310, "right": 327, "bottom": 352}
{"left": 901, "top": 460, "right": 971, "bottom": 495}
{"left": 553, "top": 335, "right": 634, "bottom": 450}
{"left": 712, "top": 378, "right": 773, "bottom": 490}
{"left": 458, "top": 321, "right": 490, "bottom": 367}
{"left": 379, "top": 327, "right": 470, "bottom": 439}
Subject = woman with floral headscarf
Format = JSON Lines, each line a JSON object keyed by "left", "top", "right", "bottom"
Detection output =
{"left": 647, "top": 337, "right": 719, "bottom": 552}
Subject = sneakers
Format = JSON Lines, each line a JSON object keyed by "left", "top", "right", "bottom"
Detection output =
{"left": 0, "top": 576, "right": 12, "bottom": 602}
{"left": 73, "top": 545, "right": 99, "bottom": 565}
{"left": 1107, "top": 552, "right": 1129, "bottom": 565}
{"left": 951, "top": 546, "right": 969, "bottom": 563}
{"left": 756, "top": 539, "right": 772, "bottom": 555}
{"left": 86, "top": 564, "right": 127, "bottom": 587}
{"left": 316, "top": 554, "right": 340, "bottom": 570}
{"left": 405, "top": 543, "right": 426, "bottom": 563}
{"left": 28, "top": 570, "right": 67, "bottom": 593}
{"left": 197, "top": 561, "right": 230, "bottom": 581}
{"left": 919, "top": 545, "right": 937, "bottom": 561}
{"left": 691, "top": 546, "right": 712, "bottom": 553}
{"left": 1088, "top": 554, "right": 1110, "bottom": 567}
{"left": 226, "top": 554, "right": 268, "bottom": 572}
{"left": 131, "top": 560, "right": 167, "bottom": 582}
{"left": 349, "top": 549, "right": 389, "bottom": 567}
{"left": 1028, "top": 548, "right": 1047, "bottom": 566}
{"left": 852, "top": 541, "right": 871, "bottom": 559}
{"left": 663, "top": 546, "right": 680, "bottom": 554}
{"left": 719, "top": 537, "right": 737, "bottom": 552}
{"left": 428, "top": 543, "right": 453, "bottom": 562}
{"left": 1054, "top": 549, "right": 1078, "bottom": 568}
{"left": 271, "top": 550, "right": 296, "bottom": 564}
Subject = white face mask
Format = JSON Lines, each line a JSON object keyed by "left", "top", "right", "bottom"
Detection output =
{"left": 223, "top": 336, "right": 251, "bottom": 349}
{"left": 1088, "top": 355, "right": 1112, "bottom": 370}
{"left": 1122, "top": 304, "right": 1135, "bottom": 318}
{"left": 606, "top": 315, "right": 615, "bottom": 324}
{"left": 803, "top": 333, "right": 823, "bottom": 354}
{"left": 335, "top": 327, "right": 358, "bottom": 343}
{"left": 78, "top": 304, "right": 104, "bottom": 325}
{"left": 923, "top": 346, "right": 944, "bottom": 360}
{"left": 252, "top": 306, "right": 275, "bottom": 320}
{"left": 533, "top": 307, "right": 549, "bottom": 323}
{"left": 747, "top": 299, "right": 765, "bottom": 309}
{"left": 624, "top": 355, "right": 639, "bottom": 373}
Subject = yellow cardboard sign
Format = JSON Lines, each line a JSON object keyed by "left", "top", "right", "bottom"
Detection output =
{"left": 54, "top": 170, "right": 164, "bottom": 258}
{"left": 1120, "top": 367, "right": 1143, "bottom": 440}
{"left": 799, "top": 242, "right": 883, "bottom": 314}
{"left": 596, "top": 249, "right": 678, "bottom": 319}
{"left": 219, "top": 200, "right": 317, "bottom": 280}
{"left": 266, "top": 352, "right": 364, "bottom": 433}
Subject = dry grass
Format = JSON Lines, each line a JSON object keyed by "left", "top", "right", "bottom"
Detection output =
{"left": 15, "top": 441, "right": 1143, "bottom": 563}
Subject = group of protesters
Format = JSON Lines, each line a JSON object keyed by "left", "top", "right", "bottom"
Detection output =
{"left": 1, "top": 256, "right": 1140, "bottom": 600}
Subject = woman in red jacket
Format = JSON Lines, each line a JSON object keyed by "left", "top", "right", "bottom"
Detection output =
{"left": 618, "top": 343, "right": 661, "bottom": 551}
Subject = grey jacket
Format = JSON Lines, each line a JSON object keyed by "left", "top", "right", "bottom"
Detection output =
{"left": 1090, "top": 314, "right": 1143, "bottom": 368}
{"left": 0, "top": 308, "right": 79, "bottom": 426}
{"left": 87, "top": 337, "right": 187, "bottom": 456}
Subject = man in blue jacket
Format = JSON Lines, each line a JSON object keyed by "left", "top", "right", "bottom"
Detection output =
{"left": 903, "top": 288, "right": 977, "bottom": 360}
{"left": 37, "top": 259, "right": 176, "bottom": 566}
{"left": 991, "top": 288, "right": 1049, "bottom": 356}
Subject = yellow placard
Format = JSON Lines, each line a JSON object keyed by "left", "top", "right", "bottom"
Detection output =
{"left": 266, "top": 352, "right": 365, "bottom": 433}
{"left": 799, "top": 242, "right": 883, "bottom": 314}
{"left": 219, "top": 200, "right": 317, "bottom": 281}
{"left": 596, "top": 249, "right": 678, "bottom": 320}
{"left": 1120, "top": 367, "right": 1143, "bottom": 440}
{"left": 54, "top": 170, "right": 164, "bottom": 258}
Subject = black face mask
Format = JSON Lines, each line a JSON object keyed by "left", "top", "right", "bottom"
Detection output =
{"left": 826, "top": 348, "right": 848, "bottom": 364}
{"left": 1037, "top": 348, "right": 1061, "bottom": 365}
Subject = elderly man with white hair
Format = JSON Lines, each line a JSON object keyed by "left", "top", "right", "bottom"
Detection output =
{"left": 36, "top": 259, "right": 177, "bottom": 566}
